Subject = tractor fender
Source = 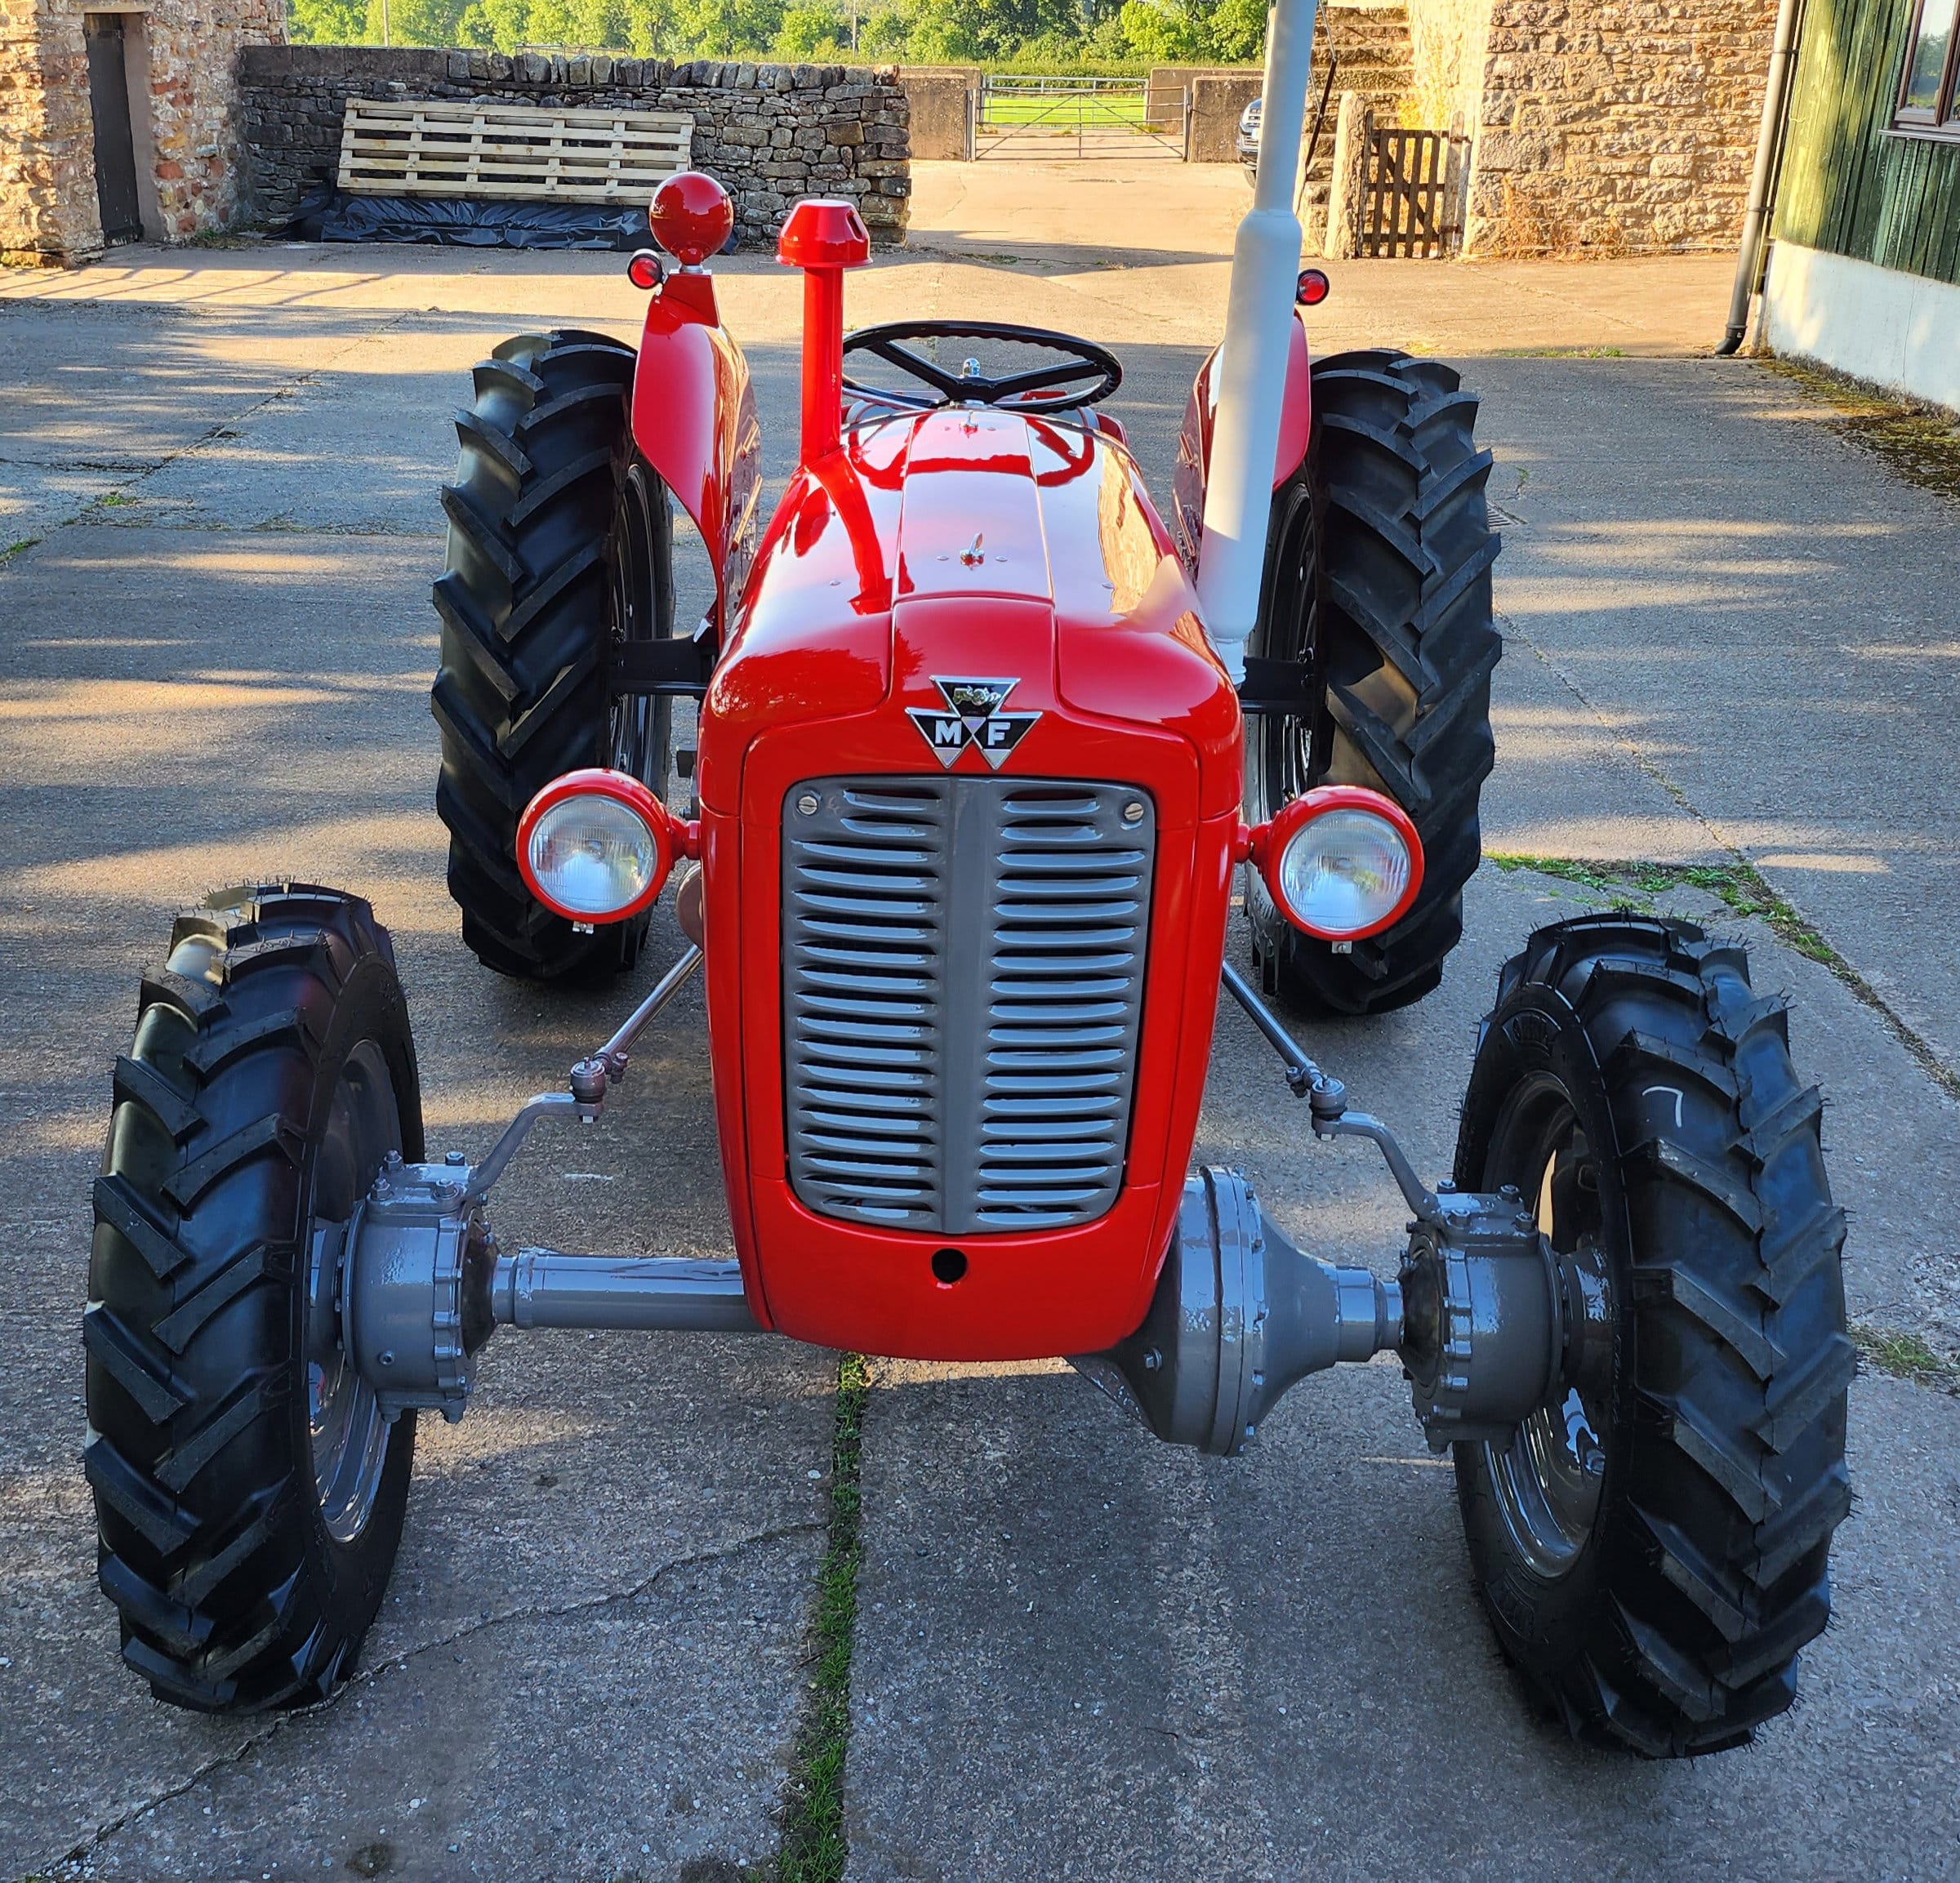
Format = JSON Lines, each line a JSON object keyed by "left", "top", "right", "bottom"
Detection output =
{"left": 630, "top": 271, "right": 764, "bottom": 637}
{"left": 1169, "top": 309, "right": 1312, "bottom": 576}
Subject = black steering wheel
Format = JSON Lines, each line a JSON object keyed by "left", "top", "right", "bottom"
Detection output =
{"left": 841, "top": 319, "right": 1123, "bottom": 415}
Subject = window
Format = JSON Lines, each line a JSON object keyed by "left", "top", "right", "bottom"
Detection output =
{"left": 1897, "top": 0, "right": 1960, "bottom": 129}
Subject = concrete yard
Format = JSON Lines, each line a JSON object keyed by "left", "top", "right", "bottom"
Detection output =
{"left": 2, "top": 163, "right": 1956, "bottom": 1881}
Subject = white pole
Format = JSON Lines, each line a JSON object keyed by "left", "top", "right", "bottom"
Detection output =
{"left": 1194, "top": 0, "right": 1318, "bottom": 683}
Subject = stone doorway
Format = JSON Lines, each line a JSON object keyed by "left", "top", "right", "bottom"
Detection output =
{"left": 83, "top": 13, "right": 143, "bottom": 243}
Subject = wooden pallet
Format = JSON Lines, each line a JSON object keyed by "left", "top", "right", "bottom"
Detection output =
{"left": 336, "top": 96, "right": 694, "bottom": 203}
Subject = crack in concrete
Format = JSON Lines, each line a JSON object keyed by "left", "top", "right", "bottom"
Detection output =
{"left": 0, "top": 456, "right": 158, "bottom": 473}
{"left": 0, "top": 307, "right": 424, "bottom": 575}
{"left": 65, "top": 516, "right": 446, "bottom": 538}
{"left": 1499, "top": 611, "right": 1960, "bottom": 1100}
{"left": 42, "top": 1516, "right": 823, "bottom": 1876}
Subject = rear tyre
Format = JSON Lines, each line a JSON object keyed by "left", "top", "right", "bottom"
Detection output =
{"left": 1452, "top": 915, "right": 1852, "bottom": 1755}
{"left": 87, "top": 885, "right": 423, "bottom": 1712}
{"left": 1245, "top": 349, "right": 1501, "bottom": 1016}
{"left": 432, "top": 328, "right": 676, "bottom": 982}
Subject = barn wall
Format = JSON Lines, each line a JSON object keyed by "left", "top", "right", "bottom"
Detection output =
{"left": 1772, "top": 0, "right": 1960, "bottom": 288}
{"left": 1401, "top": 0, "right": 1779, "bottom": 256}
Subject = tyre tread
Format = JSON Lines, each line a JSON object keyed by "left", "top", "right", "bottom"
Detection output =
{"left": 1455, "top": 915, "right": 1850, "bottom": 1755}
{"left": 88, "top": 886, "right": 420, "bottom": 1713}
{"left": 432, "top": 328, "right": 658, "bottom": 982}
{"left": 1245, "top": 347, "right": 1501, "bottom": 1015}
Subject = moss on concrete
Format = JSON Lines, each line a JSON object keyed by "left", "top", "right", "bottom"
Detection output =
{"left": 775, "top": 1352, "right": 869, "bottom": 1883}
{"left": 1757, "top": 357, "right": 1960, "bottom": 507}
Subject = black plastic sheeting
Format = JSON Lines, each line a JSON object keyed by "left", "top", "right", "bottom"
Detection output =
{"left": 287, "top": 183, "right": 645, "bottom": 251}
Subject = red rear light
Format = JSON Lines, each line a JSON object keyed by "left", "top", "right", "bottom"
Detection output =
{"left": 1296, "top": 269, "right": 1331, "bottom": 307}
{"left": 626, "top": 248, "right": 665, "bottom": 292}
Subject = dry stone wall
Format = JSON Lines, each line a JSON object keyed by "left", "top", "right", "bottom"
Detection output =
{"left": 236, "top": 46, "right": 910, "bottom": 249}
{"left": 2, "top": 0, "right": 281, "bottom": 262}
{"left": 1405, "top": 0, "right": 1775, "bottom": 255}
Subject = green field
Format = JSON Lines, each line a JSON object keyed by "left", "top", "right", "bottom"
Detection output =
{"left": 979, "top": 89, "right": 1158, "bottom": 130}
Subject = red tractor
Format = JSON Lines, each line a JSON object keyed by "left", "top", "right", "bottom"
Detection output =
{"left": 86, "top": 1, "right": 1851, "bottom": 1761}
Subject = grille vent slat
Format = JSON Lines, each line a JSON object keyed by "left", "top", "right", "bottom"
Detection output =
{"left": 974, "top": 784, "right": 1152, "bottom": 1231}
{"left": 783, "top": 776, "right": 1153, "bottom": 1236}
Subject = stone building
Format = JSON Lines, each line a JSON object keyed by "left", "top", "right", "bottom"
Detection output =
{"left": 1405, "top": 0, "right": 1780, "bottom": 256}
{"left": 2, "top": 0, "right": 283, "bottom": 262}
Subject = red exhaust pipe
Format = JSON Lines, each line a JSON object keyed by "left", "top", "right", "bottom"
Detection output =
{"left": 778, "top": 198, "right": 871, "bottom": 468}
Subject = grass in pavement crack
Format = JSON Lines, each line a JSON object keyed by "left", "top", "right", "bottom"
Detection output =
{"left": 1486, "top": 853, "right": 1960, "bottom": 1102}
{"left": 776, "top": 1352, "right": 869, "bottom": 1883}
{"left": 1487, "top": 853, "right": 1838, "bottom": 961}
{"left": 1853, "top": 1324, "right": 1960, "bottom": 1391}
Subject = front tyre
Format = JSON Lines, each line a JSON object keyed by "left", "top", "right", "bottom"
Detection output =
{"left": 87, "top": 885, "right": 422, "bottom": 1712}
{"left": 432, "top": 329, "right": 677, "bottom": 982}
{"left": 1453, "top": 915, "right": 1852, "bottom": 1755}
{"left": 1245, "top": 349, "right": 1501, "bottom": 1016}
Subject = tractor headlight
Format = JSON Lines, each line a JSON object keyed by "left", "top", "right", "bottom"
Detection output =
{"left": 1256, "top": 787, "right": 1423, "bottom": 942}
{"left": 517, "top": 769, "right": 676, "bottom": 924}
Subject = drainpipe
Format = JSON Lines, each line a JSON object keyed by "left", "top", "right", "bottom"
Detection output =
{"left": 1718, "top": 0, "right": 1803, "bottom": 355}
{"left": 1196, "top": 0, "right": 1321, "bottom": 682}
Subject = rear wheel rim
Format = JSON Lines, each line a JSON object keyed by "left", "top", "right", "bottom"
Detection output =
{"left": 1245, "top": 477, "right": 1321, "bottom": 822}
{"left": 608, "top": 459, "right": 671, "bottom": 792}
{"left": 1478, "top": 1071, "right": 1612, "bottom": 1578}
{"left": 304, "top": 1039, "right": 399, "bottom": 1544}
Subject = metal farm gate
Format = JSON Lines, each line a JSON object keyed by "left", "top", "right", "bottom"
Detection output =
{"left": 1359, "top": 127, "right": 1453, "bottom": 257}
{"left": 973, "top": 76, "right": 1187, "bottom": 161}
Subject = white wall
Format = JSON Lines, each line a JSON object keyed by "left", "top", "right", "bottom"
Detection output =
{"left": 1763, "top": 240, "right": 1960, "bottom": 416}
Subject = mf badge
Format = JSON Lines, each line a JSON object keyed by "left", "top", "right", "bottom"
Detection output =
{"left": 906, "top": 676, "right": 1041, "bottom": 770}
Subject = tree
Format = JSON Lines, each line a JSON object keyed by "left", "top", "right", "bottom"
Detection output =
{"left": 1115, "top": 0, "right": 1264, "bottom": 64}
{"left": 773, "top": 0, "right": 853, "bottom": 57}
{"left": 283, "top": 0, "right": 1263, "bottom": 60}
{"left": 289, "top": 0, "right": 371, "bottom": 42}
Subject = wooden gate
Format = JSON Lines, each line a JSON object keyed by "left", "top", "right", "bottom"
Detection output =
{"left": 973, "top": 77, "right": 1187, "bottom": 162}
{"left": 1361, "top": 127, "right": 1450, "bottom": 258}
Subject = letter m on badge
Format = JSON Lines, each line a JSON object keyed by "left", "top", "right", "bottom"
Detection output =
{"left": 906, "top": 676, "right": 1041, "bottom": 771}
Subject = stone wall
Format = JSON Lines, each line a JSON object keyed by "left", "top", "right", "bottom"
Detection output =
{"left": 2, "top": 0, "right": 282, "bottom": 263}
{"left": 1405, "top": 0, "right": 1491, "bottom": 134}
{"left": 1187, "top": 73, "right": 1261, "bottom": 162}
{"left": 236, "top": 46, "right": 910, "bottom": 249}
{"left": 899, "top": 70, "right": 970, "bottom": 161}
{"left": 1405, "top": 0, "right": 1776, "bottom": 256}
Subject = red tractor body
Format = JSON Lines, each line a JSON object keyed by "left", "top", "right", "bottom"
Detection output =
{"left": 84, "top": 87, "right": 1853, "bottom": 1757}
{"left": 698, "top": 399, "right": 1241, "bottom": 1355}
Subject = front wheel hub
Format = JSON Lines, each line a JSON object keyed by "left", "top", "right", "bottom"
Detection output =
{"left": 342, "top": 1152, "right": 495, "bottom": 1424}
{"left": 1398, "top": 1190, "right": 1571, "bottom": 1449}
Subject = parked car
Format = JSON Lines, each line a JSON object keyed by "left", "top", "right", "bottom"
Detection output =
{"left": 1238, "top": 94, "right": 1261, "bottom": 179}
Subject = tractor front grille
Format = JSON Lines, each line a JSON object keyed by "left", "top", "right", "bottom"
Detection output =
{"left": 782, "top": 776, "right": 1156, "bottom": 1236}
